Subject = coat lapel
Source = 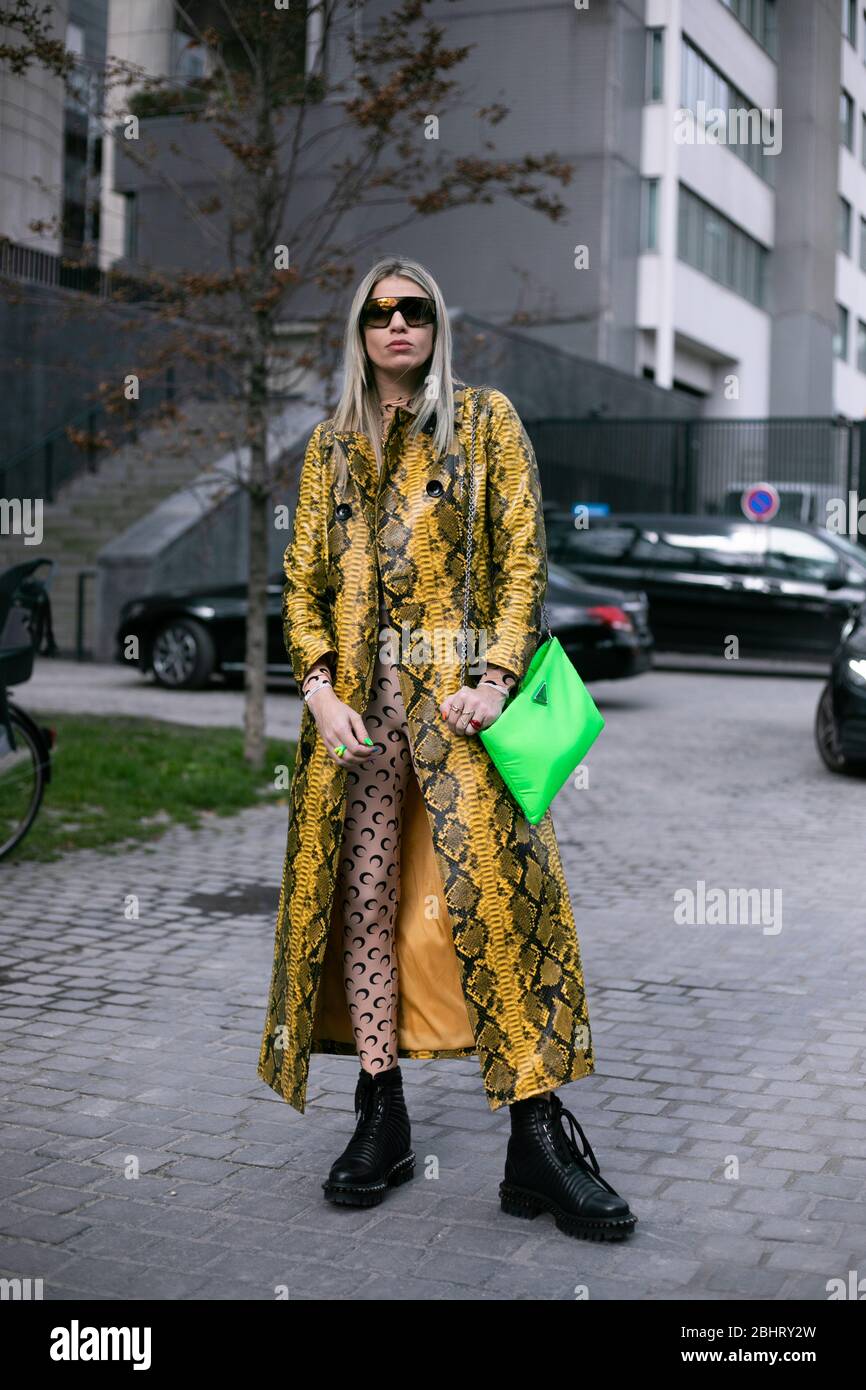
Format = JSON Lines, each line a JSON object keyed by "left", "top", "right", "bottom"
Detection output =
{"left": 329, "top": 382, "right": 472, "bottom": 507}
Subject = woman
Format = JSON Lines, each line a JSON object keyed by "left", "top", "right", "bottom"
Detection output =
{"left": 257, "top": 257, "right": 636, "bottom": 1242}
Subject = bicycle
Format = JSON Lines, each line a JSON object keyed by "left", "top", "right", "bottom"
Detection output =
{"left": 0, "top": 558, "right": 58, "bottom": 859}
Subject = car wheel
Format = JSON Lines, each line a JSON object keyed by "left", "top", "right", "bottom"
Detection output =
{"left": 814, "top": 680, "right": 866, "bottom": 775}
{"left": 150, "top": 618, "right": 216, "bottom": 690}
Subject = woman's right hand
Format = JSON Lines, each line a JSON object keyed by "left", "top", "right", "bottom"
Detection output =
{"left": 305, "top": 686, "right": 377, "bottom": 764}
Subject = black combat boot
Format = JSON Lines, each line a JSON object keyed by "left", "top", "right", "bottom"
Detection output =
{"left": 322, "top": 1064, "right": 415, "bottom": 1207}
{"left": 499, "top": 1091, "right": 636, "bottom": 1241}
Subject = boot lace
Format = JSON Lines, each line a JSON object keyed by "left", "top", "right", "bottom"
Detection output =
{"left": 353, "top": 1070, "right": 385, "bottom": 1133}
{"left": 548, "top": 1093, "right": 620, "bottom": 1196}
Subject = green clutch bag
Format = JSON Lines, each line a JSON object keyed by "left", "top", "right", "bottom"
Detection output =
{"left": 460, "top": 388, "right": 605, "bottom": 825}
{"left": 478, "top": 634, "right": 605, "bottom": 824}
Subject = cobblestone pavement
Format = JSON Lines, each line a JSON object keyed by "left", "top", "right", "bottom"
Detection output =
{"left": 1, "top": 667, "right": 865, "bottom": 1301}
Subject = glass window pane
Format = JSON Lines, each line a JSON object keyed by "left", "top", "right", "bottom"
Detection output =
{"left": 651, "top": 30, "right": 663, "bottom": 101}
{"left": 841, "top": 90, "right": 854, "bottom": 149}
{"left": 676, "top": 184, "right": 767, "bottom": 306}
{"left": 642, "top": 178, "right": 659, "bottom": 251}
{"left": 835, "top": 304, "right": 849, "bottom": 359}
{"left": 646, "top": 29, "right": 663, "bottom": 102}
{"left": 839, "top": 196, "right": 852, "bottom": 253}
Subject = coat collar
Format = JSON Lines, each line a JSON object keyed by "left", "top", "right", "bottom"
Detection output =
{"left": 327, "top": 382, "right": 473, "bottom": 498}
{"left": 329, "top": 381, "right": 469, "bottom": 440}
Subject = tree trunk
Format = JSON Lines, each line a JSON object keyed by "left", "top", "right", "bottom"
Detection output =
{"left": 243, "top": 359, "right": 269, "bottom": 767}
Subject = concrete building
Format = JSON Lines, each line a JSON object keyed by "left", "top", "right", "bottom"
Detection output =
{"left": 0, "top": 0, "right": 70, "bottom": 255}
{"left": 4, "top": 0, "right": 866, "bottom": 422}
{"left": 96, "top": 0, "right": 866, "bottom": 421}
{"left": 0, "top": 0, "right": 108, "bottom": 261}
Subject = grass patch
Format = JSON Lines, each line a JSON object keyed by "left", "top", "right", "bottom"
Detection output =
{"left": 6, "top": 712, "right": 297, "bottom": 862}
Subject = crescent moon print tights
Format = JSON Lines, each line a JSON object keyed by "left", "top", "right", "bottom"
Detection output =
{"left": 335, "top": 593, "right": 416, "bottom": 1075}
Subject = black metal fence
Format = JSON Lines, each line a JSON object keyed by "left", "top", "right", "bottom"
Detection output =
{"left": 0, "top": 235, "right": 157, "bottom": 304}
{"left": 525, "top": 416, "right": 866, "bottom": 522}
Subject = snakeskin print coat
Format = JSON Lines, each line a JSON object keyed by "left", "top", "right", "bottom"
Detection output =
{"left": 257, "top": 383, "right": 594, "bottom": 1113}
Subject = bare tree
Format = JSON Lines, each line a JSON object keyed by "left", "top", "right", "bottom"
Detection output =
{"left": 5, "top": 0, "right": 574, "bottom": 767}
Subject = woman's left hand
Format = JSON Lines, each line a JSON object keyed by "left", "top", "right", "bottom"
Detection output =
{"left": 440, "top": 683, "right": 508, "bottom": 736}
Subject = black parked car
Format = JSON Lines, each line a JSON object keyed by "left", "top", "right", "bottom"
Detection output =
{"left": 815, "top": 600, "right": 866, "bottom": 775}
{"left": 115, "top": 561, "right": 653, "bottom": 690}
{"left": 545, "top": 512, "right": 866, "bottom": 662}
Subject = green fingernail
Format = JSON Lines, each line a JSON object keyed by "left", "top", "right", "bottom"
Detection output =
{"left": 363, "top": 737, "right": 373, "bottom": 745}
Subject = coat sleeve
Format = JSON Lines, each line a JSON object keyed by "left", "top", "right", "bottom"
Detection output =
{"left": 282, "top": 421, "right": 337, "bottom": 685}
{"left": 481, "top": 388, "right": 547, "bottom": 683}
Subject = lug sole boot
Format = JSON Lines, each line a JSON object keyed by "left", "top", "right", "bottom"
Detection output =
{"left": 499, "top": 1091, "right": 637, "bottom": 1241}
{"left": 322, "top": 1063, "right": 415, "bottom": 1207}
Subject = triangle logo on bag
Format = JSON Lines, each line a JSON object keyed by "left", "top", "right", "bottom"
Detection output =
{"left": 531, "top": 681, "right": 548, "bottom": 706}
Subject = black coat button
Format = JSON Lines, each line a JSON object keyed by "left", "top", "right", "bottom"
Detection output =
{"left": 426, "top": 478, "right": 444, "bottom": 496}
{"left": 335, "top": 502, "right": 352, "bottom": 520}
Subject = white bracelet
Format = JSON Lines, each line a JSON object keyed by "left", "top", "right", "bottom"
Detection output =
{"left": 303, "top": 679, "right": 333, "bottom": 703}
{"left": 480, "top": 680, "right": 510, "bottom": 697}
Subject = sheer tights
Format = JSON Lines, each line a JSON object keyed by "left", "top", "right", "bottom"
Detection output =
{"left": 335, "top": 594, "right": 416, "bottom": 1075}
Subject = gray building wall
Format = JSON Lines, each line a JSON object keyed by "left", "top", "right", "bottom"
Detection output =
{"left": 768, "top": 0, "right": 839, "bottom": 415}
{"left": 0, "top": 0, "right": 69, "bottom": 253}
{"left": 0, "top": 283, "right": 223, "bottom": 462}
{"left": 112, "top": 0, "right": 648, "bottom": 375}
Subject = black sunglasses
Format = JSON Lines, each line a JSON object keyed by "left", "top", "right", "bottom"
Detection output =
{"left": 360, "top": 295, "right": 436, "bottom": 329}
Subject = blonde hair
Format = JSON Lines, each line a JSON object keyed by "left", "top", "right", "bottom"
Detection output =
{"left": 331, "top": 257, "right": 458, "bottom": 474}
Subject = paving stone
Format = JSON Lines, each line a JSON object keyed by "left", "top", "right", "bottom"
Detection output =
{"left": 0, "top": 667, "right": 863, "bottom": 1299}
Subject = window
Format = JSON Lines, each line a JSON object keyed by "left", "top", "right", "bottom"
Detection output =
{"left": 171, "top": 29, "right": 207, "bottom": 80}
{"left": 630, "top": 533, "right": 698, "bottom": 569}
{"left": 858, "top": 319, "right": 866, "bottom": 372}
{"left": 841, "top": 90, "right": 855, "bottom": 149}
{"left": 835, "top": 303, "right": 850, "bottom": 359}
{"left": 677, "top": 183, "right": 768, "bottom": 307}
{"left": 123, "top": 191, "right": 138, "bottom": 261}
{"left": 863, "top": 9, "right": 866, "bottom": 61}
{"left": 839, "top": 195, "right": 852, "bottom": 254}
{"left": 765, "top": 528, "right": 842, "bottom": 584}
{"left": 679, "top": 37, "right": 775, "bottom": 183}
{"left": 641, "top": 178, "right": 659, "bottom": 250}
{"left": 65, "top": 20, "right": 84, "bottom": 56}
{"left": 547, "top": 523, "right": 637, "bottom": 564}
{"left": 861, "top": 112, "right": 866, "bottom": 165}
{"left": 719, "top": 0, "right": 778, "bottom": 58}
{"left": 632, "top": 526, "right": 765, "bottom": 573}
{"left": 844, "top": 0, "right": 857, "bottom": 44}
{"left": 859, "top": 216, "right": 866, "bottom": 270}
{"left": 646, "top": 28, "right": 664, "bottom": 102}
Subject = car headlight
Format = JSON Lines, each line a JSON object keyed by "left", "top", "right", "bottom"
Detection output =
{"left": 846, "top": 657, "right": 866, "bottom": 686}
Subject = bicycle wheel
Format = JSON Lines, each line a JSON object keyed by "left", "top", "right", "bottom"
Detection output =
{"left": 0, "top": 704, "right": 48, "bottom": 858}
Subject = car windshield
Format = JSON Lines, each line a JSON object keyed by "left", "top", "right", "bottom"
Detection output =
{"left": 547, "top": 562, "right": 583, "bottom": 598}
{"left": 825, "top": 532, "right": 866, "bottom": 570}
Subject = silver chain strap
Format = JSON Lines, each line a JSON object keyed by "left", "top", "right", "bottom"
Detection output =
{"left": 460, "top": 387, "right": 552, "bottom": 688}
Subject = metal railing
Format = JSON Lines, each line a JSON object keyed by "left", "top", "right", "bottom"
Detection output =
{"left": 0, "top": 235, "right": 157, "bottom": 303}
{"left": 525, "top": 416, "right": 866, "bottom": 522}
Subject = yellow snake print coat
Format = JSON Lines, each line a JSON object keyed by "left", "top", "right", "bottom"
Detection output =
{"left": 257, "top": 383, "right": 594, "bottom": 1113}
